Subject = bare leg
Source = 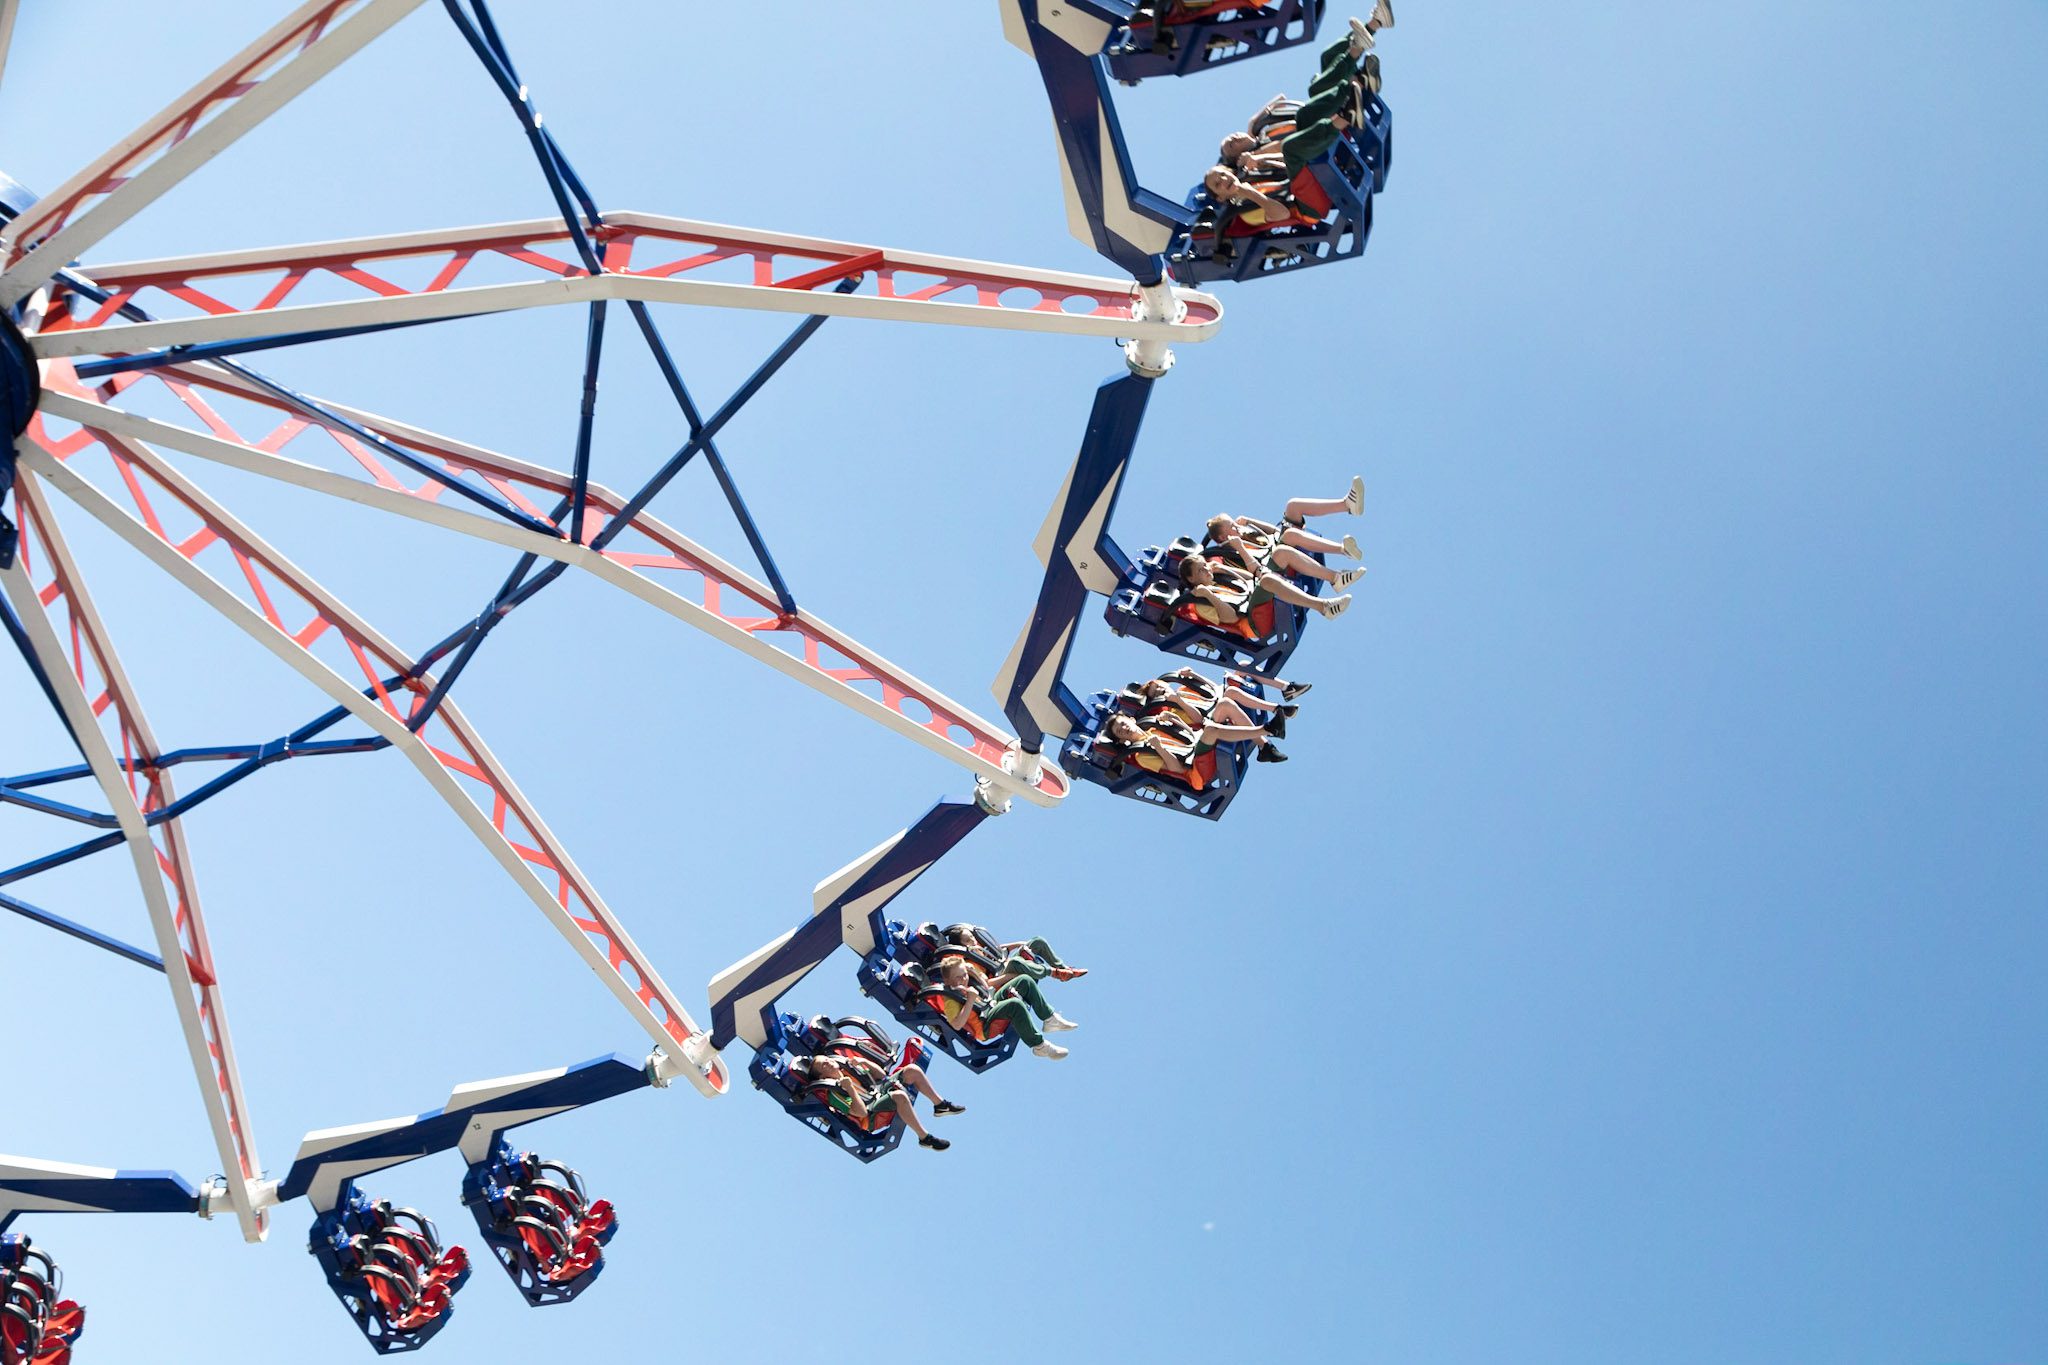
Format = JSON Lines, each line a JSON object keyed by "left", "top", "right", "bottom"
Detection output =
{"left": 1282, "top": 476, "right": 1364, "bottom": 524}
{"left": 1261, "top": 574, "right": 1324, "bottom": 608}
{"left": 1281, "top": 525, "right": 1349, "bottom": 555}
{"left": 895, "top": 1064, "right": 947, "bottom": 1106}
{"left": 1200, "top": 719, "right": 1270, "bottom": 744}
{"left": 1224, "top": 685, "right": 1280, "bottom": 713}
{"left": 1269, "top": 543, "right": 1342, "bottom": 582}
{"left": 1282, "top": 495, "right": 1349, "bottom": 522}
{"left": 885, "top": 1089, "right": 932, "bottom": 1141}
{"left": 1211, "top": 698, "right": 1258, "bottom": 727}
{"left": 1262, "top": 572, "right": 1351, "bottom": 618}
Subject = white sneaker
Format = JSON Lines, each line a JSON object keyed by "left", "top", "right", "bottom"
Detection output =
{"left": 1044, "top": 1014, "right": 1079, "bottom": 1032}
{"left": 1031, "top": 1041, "right": 1070, "bottom": 1060}
{"left": 1345, "top": 475, "right": 1365, "bottom": 516}
{"left": 1334, "top": 567, "right": 1367, "bottom": 589}
{"left": 1372, "top": 1, "right": 1395, "bottom": 31}
{"left": 1322, "top": 594, "right": 1352, "bottom": 620}
{"left": 1340, "top": 533, "right": 1361, "bottom": 559}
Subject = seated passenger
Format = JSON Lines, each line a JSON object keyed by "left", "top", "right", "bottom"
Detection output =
{"left": 936, "top": 922, "right": 1088, "bottom": 984}
{"left": 1177, "top": 554, "right": 1351, "bottom": 629}
{"left": 1216, "top": 8, "right": 1393, "bottom": 183}
{"left": 1104, "top": 707, "right": 1287, "bottom": 785}
{"left": 1204, "top": 514, "right": 1366, "bottom": 590}
{"left": 934, "top": 953, "right": 1076, "bottom": 1060}
{"left": 790, "top": 1051, "right": 959, "bottom": 1151}
{"left": 1138, "top": 674, "right": 1278, "bottom": 736}
{"left": 1177, "top": 663, "right": 1316, "bottom": 704}
{"left": 1202, "top": 164, "right": 1297, "bottom": 227}
{"left": 1276, "top": 10, "right": 1393, "bottom": 174}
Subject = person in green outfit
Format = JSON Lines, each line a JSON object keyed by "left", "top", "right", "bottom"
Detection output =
{"left": 937, "top": 923, "right": 1089, "bottom": 985}
{"left": 936, "top": 953, "right": 1077, "bottom": 1060}
{"left": 794, "top": 1051, "right": 957, "bottom": 1151}
{"left": 1217, "top": 5, "right": 1395, "bottom": 181}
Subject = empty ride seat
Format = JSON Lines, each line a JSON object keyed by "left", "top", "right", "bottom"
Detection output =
{"left": 0, "top": 1236, "right": 83, "bottom": 1365}
{"left": 462, "top": 1140, "right": 616, "bottom": 1307}
{"left": 309, "top": 1184, "right": 471, "bottom": 1352}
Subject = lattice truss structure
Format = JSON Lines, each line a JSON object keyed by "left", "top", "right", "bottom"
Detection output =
{"left": 0, "top": 0, "right": 1239, "bottom": 1228}
{"left": 0, "top": 0, "right": 1398, "bottom": 1353}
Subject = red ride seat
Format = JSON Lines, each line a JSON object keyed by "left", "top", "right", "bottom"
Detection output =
{"left": 917, "top": 986, "right": 1013, "bottom": 1044}
{"left": 1174, "top": 595, "right": 1276, "bottom": 641}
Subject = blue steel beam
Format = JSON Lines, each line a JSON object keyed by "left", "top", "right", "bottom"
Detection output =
{"left": 68, "top": 315, "right": 453, "bottom": 381}
{"left": 993, "top": 372, "right": 1152, "bottom": 748}
{"left": 441, "top": 0, "right": 603, "bottom": 273}
{"left": 45, "top": 268, "right": 558, "bottom": 537}
{"left": 596, "top": 283, "right": 863, "bottom": 600}
{"left": 1002, "top": 0, "right": 1192, "bottom": 281}
{"left": 0, "top": 1166, "right": 198, "bottom": 1233}
{"left": 0, "top": 783, "right": 116, "bottom": 826}
{"left": 0, "top": 888, "right": 166, "bottom": 972}
{"left": 2, "top": 590, "right": 85, "bottom": 759}
{"left": 278, "top": 1054, "right": 651, "bottom": 1212}
{"left": 707, "top": 798, "right": 990, "bottom": 1050}
{"left": 567, "top": 302, "right": 605, "bottom": 544}
{"left": 0, "top": 832, "right": 125, "bottom": 888}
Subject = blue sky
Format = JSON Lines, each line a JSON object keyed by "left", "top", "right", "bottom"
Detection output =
{"left": 2, "top": 3, "right": 2044, "bottom": 1362}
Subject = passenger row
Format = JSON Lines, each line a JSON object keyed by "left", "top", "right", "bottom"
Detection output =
{"left": 1108, "top": 476, "right": 1366, "bottom": 670}
{"left": 1173, "top": 5, "right": 1395, "bottom": 279}
{"left": 753, "top": 923, "right": 1087, "bottom": 1159}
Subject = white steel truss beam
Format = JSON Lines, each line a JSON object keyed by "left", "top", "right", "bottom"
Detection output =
{"left": 39, "top": 366, "right": 1071, "bottom": 807}
{"left": 0, "top": 0, "right": 428, "bottom": 307}
{"left": 28, "top": 213, "right": 1222, "bottom": 355}
{"left": 18, "top": 368, "right": 731, "bottom": 1098}
{"left": 0, "top": 475, "right": 268, "bottom": 1241}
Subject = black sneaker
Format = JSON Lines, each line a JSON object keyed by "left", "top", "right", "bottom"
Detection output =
{"left": 919, "top": 1134, "right": 951, "bottom": 1151}
{"left": 1266, "top": 714, "right": 1287, "bottom": 740}
{"left": 1279, "top": 704, "right": 1299, "bottom": 719}
{"left": 1256, "top": 743, "right": 1289, "bottom": 763}
{"left": 932, "top": 1100, "right": 966, "bottom": 1118}
{"left": 1282, "top": 681, "right": 1313, "bottom": 701}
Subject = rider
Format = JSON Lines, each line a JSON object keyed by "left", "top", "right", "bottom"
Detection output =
{"left": 792, "top": 1049, "right": 958, "bottom": 1151}
{"left": 1104, "top": 706, "right": 1287, "bottom": 780}
{"left": 934, "top": 953, "right": 1076, "bottom": 1061}
{"left": 1204, "top": 514, "right": 1366, "bottom": 590}
{"left": 1177, "top": 554, "right": 1351, "bottom": 627}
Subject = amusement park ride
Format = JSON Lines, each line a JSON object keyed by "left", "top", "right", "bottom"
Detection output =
{"left": 0, "top": 0, "right": 1392, "bottom": 1355}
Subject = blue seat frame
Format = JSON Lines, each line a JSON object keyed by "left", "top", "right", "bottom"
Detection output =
{"left": 307, "top": 1182, "right": 471, "bottom": 1355}
{"left": 458, "top": 1139, "right": 612, "bottom": 1308}
{"left": 746, "top": 1012, "right": 907, "bottom": 1163}
{"left": 1103, "top": 537, "right": 1324, "bottom": 675}
{"left": 1059, "top": 688, "right": 1251, "bottom": 820}
{"left": 856, "top": 915, "right": 1025, "bottom": 1073}
{"left": 1169, "top": 92, "right": 1393, "bottom": 284}
{"left": 1106, "top": 0, "right": 1326, "bottom": 84}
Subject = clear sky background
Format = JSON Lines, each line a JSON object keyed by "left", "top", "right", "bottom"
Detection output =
{"left": 2, "top": 3, "right": 2044, "bottom": 1362}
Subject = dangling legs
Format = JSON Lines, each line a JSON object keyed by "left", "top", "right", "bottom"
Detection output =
{"left": 1280, "top": 524, "right": 1360, "bottom": 558}
{"left": 1256, "top": 572, "right": 1351, "bottom": 617}
{"left": 879, "top": 1086, "right": 936, "bottom": 1142}
{"left": 1282, "top": 476, "right": 1365, "bottom": 525}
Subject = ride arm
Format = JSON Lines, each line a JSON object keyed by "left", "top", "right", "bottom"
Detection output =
{"left": 706, "top": 798, "right": 990, "bottom": 1050}
{"left": 0, "top": 1160, "right": 201, "bottom": 1234}
{"left": 278, "top": 1057, "right": 650, "bottom": 1214}
{"left": 992, "top": 372, "right": 1152, "bottom": 749}
{"left": 999, "top": 0, "right": 1192, "bottom": 281}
